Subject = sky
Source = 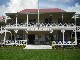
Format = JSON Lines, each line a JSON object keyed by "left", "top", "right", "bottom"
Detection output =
{"left": 0, "top": 0, "right": 80, "bottom": 16}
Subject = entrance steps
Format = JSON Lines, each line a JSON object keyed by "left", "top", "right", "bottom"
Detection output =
{"left": 24, "top": 45, "right": 52, "bottom": 49}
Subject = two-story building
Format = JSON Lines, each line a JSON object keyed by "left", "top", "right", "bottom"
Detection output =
{"left": 0, "top": 8, "right": 80, "bottom": 49}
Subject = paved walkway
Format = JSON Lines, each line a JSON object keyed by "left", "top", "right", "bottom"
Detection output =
{"left": 24, "top": 45, "right": 52, "bottom": 49}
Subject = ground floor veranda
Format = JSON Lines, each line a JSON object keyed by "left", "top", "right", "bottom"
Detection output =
{"left": 0, "top": 30, "right": 77, "bottom": 45}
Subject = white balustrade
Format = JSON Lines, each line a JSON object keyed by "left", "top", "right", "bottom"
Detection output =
{"left": 52, "top": 41, "right": 76, "bottom": 45}
{"left": 58, "top": 23, "right": 62, "bottom": 26}
{"left": 58, "top": 41, "right": 63, "bottom": 44}
{"left": 4, "top": 23, "right": 76, "bottom": 31}
{"left": 76, "top": 26, "right": 80, "bottom": 31}
{"left": 17, "top": 40, "right": 27, "bottom": 45}
{"left": 4, "top": 40, "right": 27, "bottom": 46}
{"left": 5, "top": 23, "right": 75, "bottom": 27}
{"left": 52, "top": 41, "right": 56, "bottom": 45}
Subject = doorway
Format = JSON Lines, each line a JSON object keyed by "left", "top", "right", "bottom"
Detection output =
{"left": 28, "top": 34, "right": 35, "bottom": 44}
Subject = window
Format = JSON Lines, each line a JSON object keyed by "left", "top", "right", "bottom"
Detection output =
{"left": 53, "top": 35, "right": 57, "bottom": 41}
{"left": 77, "top": 33, "right": 80, "bottom": 39}
{"left": 45, "top": 35, "right": 49, "bottom": 41}
{"left": 18, "top": 19, "right": 23, "bottom": 24}
{"left": 29, "top": 19, "right": 36, "bottom": 24}
{"left": 16, "top": 34, "right": 23, "bottom": 40}
{"left": 45, "top": 34, "right": 53, "bottom": 41}
{"left": 58, "top": 18, "right": 62, "bottom": 23}
{"left": 45, "top": 16, "right": 52, "bottom": 23}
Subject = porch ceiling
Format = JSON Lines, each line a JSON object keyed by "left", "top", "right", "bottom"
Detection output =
{"left": 6, "top": 12, "right": 75, "bottom": 20}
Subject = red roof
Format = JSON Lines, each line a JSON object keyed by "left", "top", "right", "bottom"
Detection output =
{"left": 18, "top": 8, "right": 66, "bottom": 13}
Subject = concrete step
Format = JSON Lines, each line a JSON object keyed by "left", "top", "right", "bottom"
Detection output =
{"left": 24, "top": 45, "right": 52, "bottom": 49}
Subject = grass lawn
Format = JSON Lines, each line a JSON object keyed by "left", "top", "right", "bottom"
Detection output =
{"left": 0, "top": 46, "right": 80, "bottom": 60}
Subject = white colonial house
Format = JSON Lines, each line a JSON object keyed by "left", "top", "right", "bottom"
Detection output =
{"left": 0, "top": 8, "right": 80, "bottom": 49}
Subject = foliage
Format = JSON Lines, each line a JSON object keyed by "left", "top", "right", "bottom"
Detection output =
{"left": 26, "top": 38, "right": 29, "bottom": 43}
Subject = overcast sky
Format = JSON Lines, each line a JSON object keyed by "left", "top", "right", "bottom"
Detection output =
{"left": 0, "top": 0, "right": 80, "bottom": 16}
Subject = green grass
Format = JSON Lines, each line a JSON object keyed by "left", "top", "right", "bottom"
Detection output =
{"left": 0, "top": 46, "right": 80, "bottom": 60}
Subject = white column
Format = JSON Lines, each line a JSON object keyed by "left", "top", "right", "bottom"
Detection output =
{"left": 5, "top": 16, "right": 7, "bottom": 23}
{"left": 4, "top": 29, "right": 6, "bottom": 44}
{"left": 62, "top": 30, "right": 65, "bottom": 44}
{"left": 74, "top": 14, "right": 76, "bottom": 26}
{"left": 11, "top": 32, "right": 12, "bottom": 40}
{"left": 14, "top": 32, "right": 16, "bottom": 44}
{"left": 62, "top": 14, "right": 64, "bottom": 44}
{"left": 1, "top": 26, "right": 2, "bottom": 31}
{"left": 25, "top": 34, "right": 28, "bottom": 47}
{"left": 38, "top": 0, "right": 39, "bottom": 24}
{"left": 74, "top": 15, "right": 77, "bottom": 45}
{"left": 75, "top": 29, "right": 77, "bottom": 45}
{"left": 62, "top": 14, "right": 63, "bottom": 23}
{"left": 16, "top": 15, "right": 18, "bottom": 27}
{"left": 27, "top": 14, "right": 28, "bottom": 27}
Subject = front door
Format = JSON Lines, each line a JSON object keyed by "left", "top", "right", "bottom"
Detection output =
{"left": 28, "top": 34, "right": 35, "bottom": 44}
